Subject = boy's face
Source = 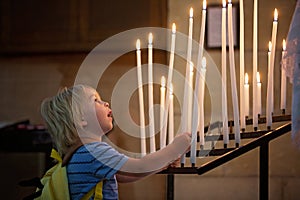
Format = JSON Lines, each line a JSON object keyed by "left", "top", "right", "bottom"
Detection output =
{"left": 83, "top": 88, "right": 113, "bottom": 135}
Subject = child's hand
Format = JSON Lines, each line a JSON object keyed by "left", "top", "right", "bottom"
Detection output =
{"left": 171, "top": 132, "right": 191, "bottom": 154}
{"left": 183, "top": 132, "right": 192, "bottom": 139}
{"left": 168, "top": 158, "right": 180, "bottom": 168}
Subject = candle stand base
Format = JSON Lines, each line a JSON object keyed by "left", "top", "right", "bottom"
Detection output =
{"left": 160, "top": 114, "right": 291, "bottom": 200}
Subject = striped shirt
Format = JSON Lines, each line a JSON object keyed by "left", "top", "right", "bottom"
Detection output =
{"left": 67, "top": 142, "right": 128, "bottom": 200}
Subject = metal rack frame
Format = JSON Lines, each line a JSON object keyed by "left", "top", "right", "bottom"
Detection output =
{"left": 160, "top": 115, "right": 292, "bottom": 200}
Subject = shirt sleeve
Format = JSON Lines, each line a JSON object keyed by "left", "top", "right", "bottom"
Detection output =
{"left": 85, "top": 142, "right": 129, "bottom": 179}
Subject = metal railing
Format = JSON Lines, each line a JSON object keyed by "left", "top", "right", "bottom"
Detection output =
{"left": 160, "top": 121, "right": 292, "bottom": 200}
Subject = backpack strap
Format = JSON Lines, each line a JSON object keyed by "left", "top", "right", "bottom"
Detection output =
{"left": 94, "top": 181, "right": 103, "bottom": 200}
{"left": 53, "top": 148, "right": 103, "bottom": 200}
{"left": 81, "top": 181, "right": 103, "bottom": 200}
{"left": 50, "top": 148, "right": 62, "bottom": 162}
{"left": 53, "top": 148, "right": 104, "bottom": 200}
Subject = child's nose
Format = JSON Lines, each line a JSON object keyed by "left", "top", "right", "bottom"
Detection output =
{"left": 104, "top": 102, "right": 109, "bottom": 107}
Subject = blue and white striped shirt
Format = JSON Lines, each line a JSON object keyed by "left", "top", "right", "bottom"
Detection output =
{"left": 67, "top": 142, "right": 128, "bottom": 200}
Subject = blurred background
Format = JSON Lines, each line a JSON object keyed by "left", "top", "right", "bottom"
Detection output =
{"left": 0, "top": 0, "right": 299, "bottom": 199}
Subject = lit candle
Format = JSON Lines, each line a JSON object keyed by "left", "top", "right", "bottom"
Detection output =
{"left": 244, "top": 73, "right": 250, "bottom": 117}
{"left": 280, "top": 39, "right": 287, "bottom": 112}
{"left": 148, "top": 33, "right": 156, "bottom": 153}
{"left": 222, "top": 0, "right": 229, "bottom": 145}
{"left": 228, "top": 0, "right": 240, "bottom": 145}
{"left": 161, "top": 23, "right": 176, "bottom": 149}
{"left": 136, "top": 39, "right": 146, "bottom": 156}
{"left": 181, "top": 8, "right": 193, "bottom": 165}
{"left": 270, "top": 8, "right": 278, "bottom": 116}
{"left": 168, "top": 84, "right": 174, "bottom": 144}
{"left": 252, "top": 0, "right": 258, "bottom": 129}
{"left": 266, "top": 42, "right": 272, "bottom": 128}
{"left": 160, "top": 76, "right": 166, "bottom": 149}
{"left": 257, "top": 72, "right": 262, "bottom": 115}
{"left": 240, "top": 0, "right": 246, "bottom": 131}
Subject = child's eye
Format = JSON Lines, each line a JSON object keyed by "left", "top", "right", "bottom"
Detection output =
{"left": 95, "top": 99, "right": 104, "bottom": 104}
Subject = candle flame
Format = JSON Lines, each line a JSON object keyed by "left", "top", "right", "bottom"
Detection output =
{"left": 202, "top": 57, "right": 206, "bottom": 68}
{"left": 274, "top": 8, "right": 278, "bottom": 21}
{"left": 136, "top": 39, "right": 140, "bottom": 50}
{"left": 203, "top": 0, "right": 207, "bottom": 10}
{"left": 283, "top": 39, "right": 286, "bottom": 51}
{"left": 222, "top": 0, "right": 226, "bottom": 8}
{"left": 190, "top": 62, "right": 194, "bottom": 72}
{"left": 257, "top": 72, "right": 261, "bottom": 83}
{"left": 245, "top": 73, "right": 249, "bottom": 84}
{"left": 189, "top": 7, "right": 193, "bottom": 18}
{"left": 148, "top": 33, "right": 153, "bottom": 44}
{"left": 172, "top": 23, "right": 176, "bottom": 33}
{"left": 170, "top": 83, "right": 173, "bottom": 94}
{"left": 268, "top": 41, "right": 272, "bottom": 52}
{"left": 161, "top": 76, "right": 166, "bottom": 87}
{"left": 228, "top": 0, "right": 232, "bottom": 4}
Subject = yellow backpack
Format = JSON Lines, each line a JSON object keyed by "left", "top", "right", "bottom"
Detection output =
{"left": 21, "top": 149, "right": 103, "bottom": 200}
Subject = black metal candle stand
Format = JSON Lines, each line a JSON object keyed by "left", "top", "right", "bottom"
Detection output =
{"left": 159, "top": 114, "right": 292, "bottom": 200}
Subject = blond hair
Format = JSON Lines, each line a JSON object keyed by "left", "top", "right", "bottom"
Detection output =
{"left": 41, "top": 85, "right": 91, "bottom": 157}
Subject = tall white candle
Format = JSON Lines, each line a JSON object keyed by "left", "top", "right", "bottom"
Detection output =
{"left": 266, "top": 42, "right": 272, "bottom": 128}
{"left": 160, "top": 76, "right": 166, "bottom": 149}
{"left": 168, "top": 84, "right": 174, "bottom": 144}
{"left": 280, "top": 39, "right": 287, "bottom": 111}
{"left": 252, "top": 0, "right": 258, "bottom": 129}
{"left": 240, "top": 0, "right": 246, "bottom": 130}
{"left": 161, "top": 23, "right": 176, "bottom": 149}
{"left": 257, "top": 72, "right": 262, "bottom": 115}
{"left": 197, "top": 0, "right": 207, "bottom": 68}
{"left": 148, "top": 33, "right": 156, "bottom": 153}
{"left": 182, "top": 8, "right": 193, "bottom": 133}
{"left": 188, "top": 62, "right": 194, "bottom": 133}
{"left": 270, "top": 9, "right": 278, "bottom": 116}
{"left": 244, "top": 73, "right": 250, "bottom": 117}
{"left": 197, "top": 0, "right": 207, "bottom": 139}
{"left": 181, "top": 8, "right": 193, "bottom": 165}
{"left": 187, "top": 8, "right": 193, "bottom": 133}
{"left": 136, "top": 39, "right": 146, "bottom": 156}
{"left": 222, "top": 0, "right": 229, "bottom": 145}
{"left": 199, "top": 58, "right": 206, "bottom": 148}
{"left": 228, "top": 0, "right": 240, "bottom": 145}
{"left": 191, "top": 57, "right": 206, "bottom": 165}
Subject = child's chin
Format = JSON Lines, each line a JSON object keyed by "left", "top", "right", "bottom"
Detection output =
{"left": 104, "top": 125, "right": 114, "bottom": 134}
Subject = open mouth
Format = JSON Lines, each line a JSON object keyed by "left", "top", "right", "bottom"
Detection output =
{"left": 107, "top": 111, "right": 113, "bottom": 118}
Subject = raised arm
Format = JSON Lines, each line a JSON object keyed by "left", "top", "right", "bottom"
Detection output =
{"left": 116, "top": 132, "right": 191, "bottom": 182}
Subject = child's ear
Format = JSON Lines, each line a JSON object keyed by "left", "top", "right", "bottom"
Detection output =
{"left": 81, "top": 118, "right": 88, "bottom": 127}
{"left": 81, "top": 120, "right": 88, "bottom": 127}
